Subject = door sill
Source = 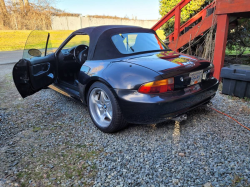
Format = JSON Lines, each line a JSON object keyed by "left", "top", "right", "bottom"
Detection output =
{"left": 58, "top": 80, "right": 79, "bottom": 91}
{"left": 52, "top": 81, "right": 81, "bottom": 100}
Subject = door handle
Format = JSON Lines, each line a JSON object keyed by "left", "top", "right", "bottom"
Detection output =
{"left": 33, "top": 63, "right": 50, "bottom": 76}
{"left": 41, "top": 63, "right": 50, "bottom": 72}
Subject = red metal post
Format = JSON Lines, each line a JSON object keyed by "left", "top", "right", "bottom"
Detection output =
{"left": 216, "top": 0, "right": 250, "bottom": 15}
{"left": 213, "top": 14, "right": 229, "bottom": 80}
{"left": 151, "top": 0, "right": 191, "bottom": 31}
{"left": 202, "top": 11, "right": 206, "bottom": 20}
{"left": 174, "top": 5, "right": 180, "bottom": 51}
{"left": 169, "top": 35, "right": 173, "bottom": 42}
{"left": 169, "top": 13, "right": 214, "bottom": 50}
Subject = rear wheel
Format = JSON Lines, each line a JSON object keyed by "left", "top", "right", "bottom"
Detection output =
{"left": 87, "top": 82, "right": 127, "bottom": 133}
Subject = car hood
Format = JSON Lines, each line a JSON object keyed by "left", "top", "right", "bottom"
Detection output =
{"left": 123, "top": 51, "right": 211, "bottom": 79}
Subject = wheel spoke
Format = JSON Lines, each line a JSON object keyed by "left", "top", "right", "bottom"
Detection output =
{"left": 96, "top": 102, "right": 103, "bottom": 109}
{"left": 103, "top": 94, "right": 110, "bottom": 103}
{"left": 100, "top": 107, "right": 105, "bottom": 114}
{"left": 105, "top": 111, "right": 112, "bottom": 120}
{"left": 100, "top": 91, "right": 106, "bottom": 104}
{"left": 89, "top": 88, "right": 113, "bottom": 128}
{"left": 92, "top": 93, "right": 100, "bottom": 104}
{"left": 96, "top": 93, "right": 102, "bottom": 104}
{"left": 105, "top": 100, "right": 111, "bottom": 107}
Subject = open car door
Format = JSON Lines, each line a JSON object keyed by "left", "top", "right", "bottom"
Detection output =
{"left": 13, "top": 30, "right": 56, "bottom": 98}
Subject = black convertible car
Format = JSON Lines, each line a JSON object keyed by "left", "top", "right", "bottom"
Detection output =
{"left": 13, "top": 25, "right": 218, "bottom": 133}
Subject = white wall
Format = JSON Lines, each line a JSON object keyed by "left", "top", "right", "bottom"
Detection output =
{"left": 51, "top": 16, "right": 158, "bottom": 30}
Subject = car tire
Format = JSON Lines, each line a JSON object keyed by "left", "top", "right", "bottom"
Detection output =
{"left": 87, "top": 82, "right": 127, "bottom": 133}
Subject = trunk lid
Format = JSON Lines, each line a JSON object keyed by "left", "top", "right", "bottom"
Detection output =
{"left": 125, "top": 51, "right": 211, "bottom": 79}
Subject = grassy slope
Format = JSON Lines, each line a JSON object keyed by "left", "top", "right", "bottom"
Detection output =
{"left": 0, "top": 30, "right": 166, "bottom": 52}
{"left": 0, "top": 30, "right": 74, "bottom": 51}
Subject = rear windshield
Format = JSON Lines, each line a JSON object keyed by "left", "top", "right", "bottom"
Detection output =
{"left": 111, "top": 33, "right": 168, "bottom": 54}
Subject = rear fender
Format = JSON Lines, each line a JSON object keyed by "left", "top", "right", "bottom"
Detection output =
{"left": 78, "top": 77, "right": 115, "bottom": 105}
{"left": 78, "top": 61, "right": 161, "bottom": 104}
{"left": 102, "top": 61, "right": 162, "bottom": 90}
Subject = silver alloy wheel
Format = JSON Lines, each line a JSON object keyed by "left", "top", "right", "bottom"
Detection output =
{"left": 89, "top": 88, "right": 113, "bottom": 127}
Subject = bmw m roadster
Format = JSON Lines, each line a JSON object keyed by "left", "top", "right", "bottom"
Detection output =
{"left": 13, "top": 25, "right": 218, "bottom": 133}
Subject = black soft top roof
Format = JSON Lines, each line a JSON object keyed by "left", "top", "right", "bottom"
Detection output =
{"left": 71, "top": 25, "right": 157, "bottom": 60}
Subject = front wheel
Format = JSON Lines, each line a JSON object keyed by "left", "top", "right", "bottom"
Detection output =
{"left": 87, "top": 82, "right": 127, "bottom": 133}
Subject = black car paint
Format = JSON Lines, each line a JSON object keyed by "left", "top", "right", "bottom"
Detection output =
{"left": 13, "top": 54, "right": 56, "bottom": 98}
{"left": 13, "top": 26, "right": 219, "bottom": 125}
{"left": 77, "top": 57, "right": 163, "bottom": 104}
{"left": 78, "top": 51, "right": 211, "bottom": 89}
{"left": 126, "top": 53, "right": 211, "bottom": 79}
{"left": 113, "top": 79, "right": 218, "bottom": 124}
{"left": 77, "top": 51, "right": 214, "bottom": 94}
{"left": 74, "top": 50, "right": 218, "bottom": 123}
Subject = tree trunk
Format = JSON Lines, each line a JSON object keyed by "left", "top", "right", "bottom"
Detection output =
{"left": 0, "top": 16, "right": 3, "bottom": 28}
{"left": 18, "top": 0, "right": 24, "bottom": 10}
{"left": 23, "top": 0, "right": 29, "bottom": 7}
{"left": 0, "top": 0, "right": 7, "bottom": 14}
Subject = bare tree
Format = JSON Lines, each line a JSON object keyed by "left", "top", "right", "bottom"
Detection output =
{"left": 1, "top": 0, "right": 60, "bottom": 30}
{"left": 23, "top": 0, "right": 29, "bottom": 6}
{"left": 0, "top": 0, "right": 7, "bottom": 14}
{"left": 18, "top": 0, "right": 24, "bottom": 9}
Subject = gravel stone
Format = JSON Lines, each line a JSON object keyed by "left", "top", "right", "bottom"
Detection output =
{"left": 0, "top": 64, "right": 250, "bottom": 186}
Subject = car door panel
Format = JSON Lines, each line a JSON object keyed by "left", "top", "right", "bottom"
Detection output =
{"left": 28, "top": 54, "right": 55, "bottom": 90}
{"left": 13, "top": 59, "right": 36, "bottom": 98}
{"left": 13, "top": 54, "right": 56, "bottom": 98}
{"left": 13, "top": 30, "right": 57, "bottom": 98}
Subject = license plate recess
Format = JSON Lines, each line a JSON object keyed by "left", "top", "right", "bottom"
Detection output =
{"left": 189, "top": 70, "right": 203, "bottom": 85}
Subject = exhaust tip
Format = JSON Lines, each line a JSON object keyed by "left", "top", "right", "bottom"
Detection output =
{"left": 207, "top": 101, "right": 213, "bottom": 107}
{"left": 171, "top": 114, "right": 187, "bottom": 122}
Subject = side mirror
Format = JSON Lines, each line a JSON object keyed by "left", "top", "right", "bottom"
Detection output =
{"left": 28, "top": 49, "right": 42, "bottom": 57}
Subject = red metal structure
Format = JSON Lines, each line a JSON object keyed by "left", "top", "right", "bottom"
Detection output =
{"left": 152, "top": 0, "right": 250, "bottom": 80}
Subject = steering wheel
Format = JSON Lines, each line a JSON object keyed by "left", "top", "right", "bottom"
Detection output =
{"left": 74, "top": 45, "right": 89, "bottom": 65}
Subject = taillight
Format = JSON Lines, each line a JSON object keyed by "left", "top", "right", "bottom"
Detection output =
{"left": 138, "top": 78, "right": 174, "bottom": 94}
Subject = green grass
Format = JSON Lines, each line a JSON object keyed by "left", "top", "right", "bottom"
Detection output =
{"left": 16, "top": 146, "right": 102, "bottom": 186}
{"left": 0, "top": 29, "right": 166, "bottom": 52}
{"left": 33, "top": 126, "right": 41, "bottom": 132}
{"left": 225, "top": 47, "right": 250, "bottom": 56}
{"left": 244, "top": 97, "right": 250, "bottom": 102}
{"left": 76, "top": 144, "right": 87, "bottom": 148}
{"left": 0, "top": 30, "right": 74, "bottom": 51}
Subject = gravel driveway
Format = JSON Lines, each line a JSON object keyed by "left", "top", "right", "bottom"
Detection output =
{"left": 0, "top": 63, "right": 250, "bottom": 187}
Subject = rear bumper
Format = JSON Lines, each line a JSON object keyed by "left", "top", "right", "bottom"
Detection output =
{"left": 115, "top": 78, "right": 219, "bottom": 124}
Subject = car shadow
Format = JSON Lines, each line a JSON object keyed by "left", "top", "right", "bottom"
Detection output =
{"left": 51, "top": 89, "right": 213, "bottom": 134}
{"left": 126, "top": 105, "right": 211, "bottom": 131}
